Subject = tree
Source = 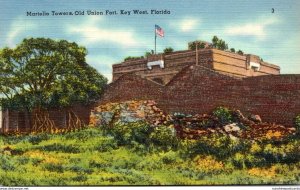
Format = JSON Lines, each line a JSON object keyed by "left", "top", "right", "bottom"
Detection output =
{"left": 144, "top": 50, "right": 155, "bottom": 57}
{"left": 124, "top": 56, "right": 144, "bottom": 61}
{"left": 230, "top": 48, "right": 236, "bottom": 53}
{"left": 211, "top": 36, "right": 228, "bottom": 51}
{"left": 237, "top": 50, "right": 244, "bottom": 55}
{"left": 163, "top": 47, "right": 174, "bottom": 54}
{"left": 188, "top": 41, "right": 207, "bottom": 50}
{"left": 0, "top": 38, "right": 108, "bottom": 132}
{"left": 212, "top": 36, "right": 219, "bottom": 48}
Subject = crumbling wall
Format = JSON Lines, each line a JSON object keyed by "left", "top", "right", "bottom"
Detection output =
{"left": 98, "top": 65, "right": 300, "bottom": 127}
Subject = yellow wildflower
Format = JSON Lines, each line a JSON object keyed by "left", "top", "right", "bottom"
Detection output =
{"left": 194, "top": 155, "right": 224, "bottom": 172}
{"left": 248, "top": 166, "right": 276, "bottom": 178}
{"left": 266, "top": 130, "right": 282, "bottom": 139}
{"left": 250, "top": 142, "right": 262, "bottom": 154}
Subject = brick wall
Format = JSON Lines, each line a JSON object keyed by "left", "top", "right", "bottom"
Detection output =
{"left": 241, "top": 75, "right": 300, "bottom": 125}
{"left": 98, "top": 65, "right": 300, "bottom": 127}
{"left": 98, "top": 73, "right": 164, "bottom": 105}
{"left": 0, "top": 105, "right": 92, "bottom": 134}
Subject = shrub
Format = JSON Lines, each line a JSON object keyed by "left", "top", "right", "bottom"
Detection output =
{"left": 89, "top": 160, "right": 110, "bottom": 169}
{"left": 124, "top": 56, "right": 144, "bottom": 61}
{"left": 110, "top": 122, "right": 151, "bottom": 146}
{"left": 237, "top": 50, "right": 244, "bottom": 55}
{"left": 3, "top": 135, "right": 30, "bottom": 145}
{"left": 160, "top": 151, "right": 179, "bottom": 164}
{"left": 16, "top": 156, "right": 30, "bottom": 165}
{"left": 185, "top": 134, "right": 250, "bottom": 160}
{"left": 28, "top": 133, "right": 50, "bottom": 145}
{"left": 95, "top": 138, "right": 118, "bottom": 152}
{"left": 43, "top": 163, "right": 65, "bottom": 173}
{"left": 150, "top": 126, "right": 178, "bottom": 150}
{"left": 64, "top": 127, "right": 102, "bottom": 141}
{"left": 0, "top": 155, "right": 15, "bottom": 171}
{"left": 31, "top": 157, "right": 44, "bottom": 166}
{"left": 188, "top": 40, "right": 207, "bottom": 50}
{"left": 72, "top": 175, "right": 88, "bottom": 182}
{"left": 213, "top": 107, "right": 232, "bottom": 125}
{"left": 163, "top": 47, "right": 174, "bottom": 54}
{"left": 69, "top": 165, "right": 93, "bottom": 174}
{"left": 260, "top": 142, "right": 300, "bottom": 164}
{"left": 38, "top": 143, "right": 80, "bottom": 153}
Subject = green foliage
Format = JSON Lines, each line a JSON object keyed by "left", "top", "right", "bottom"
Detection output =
{"left": 160, "top": 151, "right": 179, "bottom": 164}
{"left": 188, "top": 40, "right": 207, "bottom": 50}
{"left": 43, "top": 163, "right": 65, "bottom": 173}
{"left": 16, "top": 156, "right": 30, "bottom": 165}
{"left": 150, "top": 126, "right": 178, "bottom": 150}
{"left": 38, "top": 143, "right": 80, "bottom": 153}
{"left": 0, "top": 127, "right": 300, "bottom": 185}
{"left": 231, "top": 153, "right": 267, "bottom": 169}
{"left": 124, "top": 56, "right": 144, "bottom": 61}
{"left": 213, "top": 107, "right": 232, "bottom": 125}
{"left": 28, "top": 133, "right": 50, "bottom": 145}
{"left": 94, "top": 138, "right": 118, "bottom": 152}
{"left": 261, "top": 142, "right": 300, "bottom": 164}
{"left": 187, "top": 134, "right": 250, "bottom": 160}
{"left": 3, "top": 136, "right": 27, "bottom": 145}
{"left": 107, "top": 122, "right": 178, "bottom": 151}
{"left": 72, "top": 175, "right": 88, "bottom": 182}
{"left": 109, "top": 121, "right": 151, "bottom": 146}
{"left": 0, "top": 37, "right": 107, "bottom": 110}
{"left": 64, "top": 127, "right": 102, "bottom": 141}
{"left": 144, "top": 50, "right": 154, "bottom": 57}
{"left": 163, "top": 47, "right": 174, "bottom": 54}
{"left": 237, "top": 49, "right": 244, "bottom": 55}
{"left": 230, "top": 48, "right": 235, "bottom": 53}
{"left": 69, "top": 165, "right": 93, "bottom": 174}
{"left": 212, "top": 36, "right": 228, "bottom": 50}
{"left": 0, "top": 155, "right": 16, "bottom": 171}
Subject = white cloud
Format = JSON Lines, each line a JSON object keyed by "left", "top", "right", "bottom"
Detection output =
{"left": 86, "top": 55, "right": 120, "bottom": 82}
{"left": 68, "top": 17, "right": 138, "bottom": 47}
{"left": 6, "top": 17, "right": 37, "bottom": 47}
{"left": 176, "top": 18, "right": 199, "bottom": 32}
{"left": 86, "top": 55, "right": 118, "bottom": 65}
{"left": 225, "top": 17, "right": 279, "bottom": 40}
{"left": 103, "top": 73, "right": 113, "bottom": 83}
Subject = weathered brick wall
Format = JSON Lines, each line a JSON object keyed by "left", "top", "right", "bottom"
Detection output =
{"left": 241, "top": 75, "right": 300, "bottom": 126}
{"left": 98, "top": 65, "right": 300, "bottom": 127}
{"left": 0, "top": 105, "right": 92, "bottom": 134}
{"left": 45, "top": 105, "right": 92, "bottom": 129}
{"left": 160, "top": 65, "right": 242, "bottom": 114}
{"left": 97, "top": 73, "right": 164, "bottom": 105}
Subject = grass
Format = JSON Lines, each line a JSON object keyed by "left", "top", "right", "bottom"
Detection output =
{"left": 0, "top": 127, "right": 300, "bottom": 186}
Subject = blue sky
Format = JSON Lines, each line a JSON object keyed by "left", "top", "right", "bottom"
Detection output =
{"left": 1, "top": 0, "right": 299, "bottom": 82}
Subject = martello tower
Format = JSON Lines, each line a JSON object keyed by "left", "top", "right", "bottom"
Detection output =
{"left": 112, "top": 47, "right": 280, "bottom": 85}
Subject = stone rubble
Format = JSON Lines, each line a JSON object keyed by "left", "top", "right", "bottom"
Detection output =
{"left": 90, "top": 100, "right": 296, "bottom": 140}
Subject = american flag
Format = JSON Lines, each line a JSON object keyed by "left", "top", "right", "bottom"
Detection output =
{"left": 155, "top": 25, "right": 164, "bottom": 37}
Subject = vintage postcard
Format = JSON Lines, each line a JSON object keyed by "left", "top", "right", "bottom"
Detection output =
{"left": 0, "top": 0, "right": 300, "bottom": 187}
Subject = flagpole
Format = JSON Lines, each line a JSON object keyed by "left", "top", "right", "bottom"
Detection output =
{"left": 154, "top": 25, "right": 157, "bottom": 54}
